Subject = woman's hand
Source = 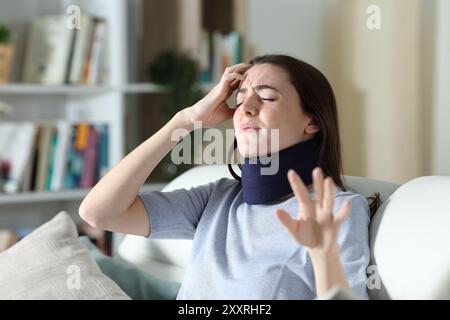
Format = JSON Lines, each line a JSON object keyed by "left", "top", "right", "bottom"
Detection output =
{"left": 183, "top": 63, "right": 252, "bottom": 128}
{"left": 276, "top": 167, "right": 352, "bottom": 255}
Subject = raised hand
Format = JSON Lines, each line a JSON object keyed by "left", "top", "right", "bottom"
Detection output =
{"left": 275, "top": 167, "right": 352, "bottom": 254}
{"left": 185, "top": 63, "right": 252, "bottom": 128}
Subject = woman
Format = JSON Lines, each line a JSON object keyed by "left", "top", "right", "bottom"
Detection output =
{"left": 80, "top": 55, "right": 377, "bottom": 299}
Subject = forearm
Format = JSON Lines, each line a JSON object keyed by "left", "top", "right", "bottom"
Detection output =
{"left": 79, "top": 109, "right": 193, "bottom": 220}
{"left": 308, "top": 245, "right": 350, "bottom": 298}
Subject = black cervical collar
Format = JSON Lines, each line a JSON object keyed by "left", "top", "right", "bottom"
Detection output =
{"left": 241, "top": 136, "right": 320, "bottom": 204}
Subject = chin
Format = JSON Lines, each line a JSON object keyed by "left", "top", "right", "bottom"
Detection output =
{"left": 236, "top": 140, "right": 254, "bottom": 159}
{"left": 236, "top": 143, "right": 270, "bottom": 159}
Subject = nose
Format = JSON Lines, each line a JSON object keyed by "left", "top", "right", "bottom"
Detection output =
{"left": 240, "top": 89, "right": 260, "bottom": 117}
{"left": 241, "top": 103, "right": 257, "bottom": 117}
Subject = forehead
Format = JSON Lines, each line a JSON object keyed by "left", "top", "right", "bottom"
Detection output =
{"left": 241, "top": 63, "right": 290, "bottom": 88}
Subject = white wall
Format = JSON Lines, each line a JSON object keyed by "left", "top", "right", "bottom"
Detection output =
{"left": 431, "top": 0, "right": 450, "bottom": 175}
{"left": 244, "top": 0, "right": 448, "bottom": 181}
{"left": 246, "top": 0, "right": 338, "bottom": 69}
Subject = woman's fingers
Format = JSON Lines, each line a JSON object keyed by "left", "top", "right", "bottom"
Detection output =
{"left": 221, "top": 64, "right": 251, "bottom": 87}
{"left": 318, "top": 177, "right": 335, "bottom": 224}
{"left": 226, "top": 71, "right": 245, "bottom": 80}
{"left": 229, "top": 77, "right": 242, "bottom": 91}
{"left": 276, "top": 209, "right": 298, "bottom": 236}
{"left": 288, "top": 169, "right": 314, "bottom": 219}
{"left": 224, "top": 63, "right": 252, "bottom": 75}
{"left": 312, "top": 167, "right": 324, "bottom": 209}
{"left": 222, "top": 72, "right": 245, "bottom": 90}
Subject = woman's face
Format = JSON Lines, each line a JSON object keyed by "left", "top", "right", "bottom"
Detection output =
{"left": 233, "top": 63, "right": 319, "bottom": 158}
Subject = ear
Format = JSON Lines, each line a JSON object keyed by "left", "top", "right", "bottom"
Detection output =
{"left": 304, "top": 118, "right": 320, "bottom": 135}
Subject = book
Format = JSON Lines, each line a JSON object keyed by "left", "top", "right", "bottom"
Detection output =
{"left": 63, "top": 124, "right": 79, "bottom": 189}
{"left": 22, "top": 15, "right": 75, "bottom": 84}
{"left": 0, "top": 122, "right": 37, "bottom": 194}
{"left": 227, "top": 31, "right": 241, "bottom": 65}
{"left": 35, "top": 123, "right": 53, "bottom": 192}
{"left": 96, "top": 124, "right": 109, "bottom": 179}
{"left": 28, "top": 126, "right": 42, "bottom": 192}
{"left": 0, "top": 121, "right": 109, "bottom": 193}
{"left": 70, "top": 123, "right": 90, "bottom": 188}
{"left": 64, "top": 25, "right": 77, "bottom": 84}
{"left": 203, "top": 30, "right": 242, "bottom": 84}
{"left": 87, "top": 18, "right": 107, "bottom": 84}
{"left": 81, "top": 18, "right": 107, "bottom": 84}
{"left": 50, "top": 121, "right": 71, "bottom": 191}
{"left": 80, "top": 125, "right": 99, "bottom": 188}
{"left": 45, "top": 127, "right": 58, "bottom": 191}
{"left": 22, "top": 14, "right": 108, "bottom": 85}
{"left": 212, "top": 30, "right": 224, "bottom": 84}
{"left": 68, "top": 15, "right": 95, "bottom": 84}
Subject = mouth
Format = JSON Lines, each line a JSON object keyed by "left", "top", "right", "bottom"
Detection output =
{"left": 239, "top": 125, "right": 261, "bottom": 133}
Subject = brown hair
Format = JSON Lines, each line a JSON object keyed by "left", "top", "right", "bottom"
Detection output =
{"left": 228, "top": 54, "right": 381, "bottom": 217}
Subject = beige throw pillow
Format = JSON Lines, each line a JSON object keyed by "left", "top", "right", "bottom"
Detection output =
{"left": 0, "top": 211, "right": 130, "bottom": 300}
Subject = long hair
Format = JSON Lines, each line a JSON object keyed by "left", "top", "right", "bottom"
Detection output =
{"left": 227, "top": 54, "right": 381, "bottom": 217}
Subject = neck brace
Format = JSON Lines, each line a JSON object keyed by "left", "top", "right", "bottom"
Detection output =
{"left": 241, "top": 137, "right": 320, "bottom": 204}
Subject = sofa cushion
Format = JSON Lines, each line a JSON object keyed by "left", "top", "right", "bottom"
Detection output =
{"left": 80, "top": 236, "right": 181, "bottom": 299}
{"left": 0, "top": 211, "right": 130, "bottom": 300}
{"left": 368, "top": 176, "right": 450, "bottom": 299}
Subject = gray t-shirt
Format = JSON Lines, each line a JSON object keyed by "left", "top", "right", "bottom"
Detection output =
{"left": 138, "top": 177, "right": 370, "bottom": 300}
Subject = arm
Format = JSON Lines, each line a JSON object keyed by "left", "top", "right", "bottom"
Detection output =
{"left": 276, "top": 168, "right": 354, "bottom": 297}
{"left": 308, "top": 244, "right": 350, "bottom": 296}
{"left": 79, "top": 63, "right": 251, "bottom": 237}
{"left": 79, "top": 111, "right": 193, "bottom": 236}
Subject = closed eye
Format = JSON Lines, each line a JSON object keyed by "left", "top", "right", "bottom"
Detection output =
{"left": 235, "top": 98, "right": 275, "bottom": 107}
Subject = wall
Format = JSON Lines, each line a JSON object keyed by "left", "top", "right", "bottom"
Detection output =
{"left": 431, "top": 0, "right": 450, "bottom": 175}
{"left": 245, "top": 0, "right": 446, "bottom": 183}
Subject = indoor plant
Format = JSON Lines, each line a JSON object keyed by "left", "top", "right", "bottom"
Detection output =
{"left": 0, "top": 23, "right": 13, "bottom": 84}
{"left": 148, "top": 49, "right": 205, "bottom": 181}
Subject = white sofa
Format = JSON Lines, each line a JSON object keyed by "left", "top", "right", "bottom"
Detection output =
{"left": 117, "top": 165, "right": 450, "bottom": 300}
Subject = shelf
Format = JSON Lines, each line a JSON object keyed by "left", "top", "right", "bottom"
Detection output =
{"left": 120, "top": 83, "right": 170, "bottom": 94}
{"left": 0, "top": 183, "right": 167, "bottom": 205}
{"left": 0, "top": 83, "right": 167, "bottom": 95}
{"left": 0, "top": 83, "right": 214, "bottom": 95}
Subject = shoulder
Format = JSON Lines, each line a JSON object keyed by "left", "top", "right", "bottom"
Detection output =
{"left": 334, "top": 188, "right": 370, "bottom": 219}
{"left": 208, "top": 177, "right": 241, "bottom": 196}
{"left": 180, "top": 177, "right": 239, "bottom": 193}
{"left": 335, "top": 188, "right": 369, "bottom": 206}
{"left": 184, "top": 177, "right": 240, "bottom": 199}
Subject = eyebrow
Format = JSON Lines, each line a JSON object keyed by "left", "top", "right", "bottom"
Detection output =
{"left": 237, "top": 84, "right": 281, "bottom": 95}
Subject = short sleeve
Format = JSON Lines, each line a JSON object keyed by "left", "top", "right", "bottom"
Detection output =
{"left": 138, "top": 180, "right": 217, "bottom": 240}
{"left": 335, "top": 193, "right": 371, "bottom": 299}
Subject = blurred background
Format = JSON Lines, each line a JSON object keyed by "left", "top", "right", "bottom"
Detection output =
{"left": 0, "top": 0, "right": 448, "bottom": 253}
{"left": 137, "top": 0, "right": 450, "bottom": 184}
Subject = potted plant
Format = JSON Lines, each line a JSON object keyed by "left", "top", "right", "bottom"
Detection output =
{"left": 0, "top": 23, "right": 14, "bottom": 84}
{"left": 148, "top": 49, "right": 205, "bottom": 181}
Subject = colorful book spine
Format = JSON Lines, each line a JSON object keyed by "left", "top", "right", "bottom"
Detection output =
{"left": 96, "top": 124, "right": 109, "bottom": 179}
{"left": 80, "top": 126, "right": 99, "bottom": 188}
{"left": 45, "top": 127, "right": 58, "bottom": 191}
{"left": 63, "top": 124, "right": 78, "bottom": 189}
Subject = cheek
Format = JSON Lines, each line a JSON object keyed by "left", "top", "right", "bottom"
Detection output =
{"left": 263, "top": 105, "right": 305, "bottom": 141}
{"left": 232, "top": 111, "right": 239, "bottom": 127}
{"left": 233, "top": 113, "right": 244, "bottom": 143}
{"left": 258, "top": 108, "right": 279, "bottom": 129}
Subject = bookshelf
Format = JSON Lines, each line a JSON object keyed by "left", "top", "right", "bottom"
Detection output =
{"left": 0, "top": 83, "right": 171, "bottom": 95}
{"left": 0, "top": 0, "right": 246, "bottom": 253}
{"left": 0, "top": 183, "right": 167, "bottom": 205}
{"left": 0, "top": 0, "right": 160, "bottom": 251}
